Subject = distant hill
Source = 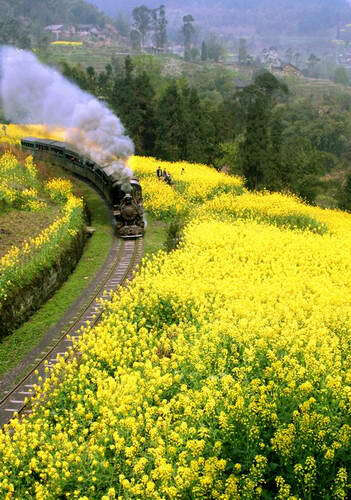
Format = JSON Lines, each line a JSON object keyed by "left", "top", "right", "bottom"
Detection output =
{"left": 88, "top": 0, "right": 351, "bottom": 37}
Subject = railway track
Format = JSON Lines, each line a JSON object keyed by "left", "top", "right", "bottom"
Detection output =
{"left": 0, "top": 237, "right": 144, "bottom": 428}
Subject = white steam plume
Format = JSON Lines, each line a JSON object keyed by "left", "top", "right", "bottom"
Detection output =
{"left": 0, "top": 46, "right": 134, "bottom": 190}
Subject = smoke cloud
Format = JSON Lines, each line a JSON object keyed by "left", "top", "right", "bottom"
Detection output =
{"left": 0, "top": 46, "right": 134, "bottom": 190}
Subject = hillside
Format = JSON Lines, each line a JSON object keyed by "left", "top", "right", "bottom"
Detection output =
{"left": 0, "top": 0, "right": 107, "bottom": 48}
{"left": 88, "top": 0, "right": 351, "bottom": 37}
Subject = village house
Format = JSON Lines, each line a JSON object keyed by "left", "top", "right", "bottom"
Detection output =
{"left": 44, "top": 24, "right": 112, "bottom": 42}
{"left": 44, "top": 25, "right": 65, "bottom": 41}
{"left": 273, "top": 63, "right": 303, "bottom": 77}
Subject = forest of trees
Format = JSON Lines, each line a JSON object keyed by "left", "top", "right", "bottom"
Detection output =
{"left": 62, "top": 56, "right": 351, "bottom": 206}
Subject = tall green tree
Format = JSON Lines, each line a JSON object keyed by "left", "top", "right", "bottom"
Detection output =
{"left": 109, "top": 57, "right": 135, "bottom": 132}
{"left": 0, "top": 17, "right": 31, "bottom": 48}
{"left": 238, "top": 38, "right": 249, "bottom": 66}
{"left": 337, "top": 173, "right": 351, "bottom": 210}
{"left": 130, "top": 29, "right": 141, "bottom": 50}
{"left": 238, "top": 90, "right": 270, "bottom": 190}
{"left": 266, "top": 109, "right": 284, "bottom": 191}
{"left": 154, "top": 82, "right": 185, "bottom": 161}
{"left": 281, "top": 137, "right": 325, "bottom": 202}
{"left": 206, "top": 34, "right": 225, "bottom": 62}
{"left": 114, "top": 12, "right": 130, "bottom": 37}
{"left": 130, "top": 71, "right": 156, "bottom": 154}
{"left": 238, "top": 71, "right": 288, "bottom": 190}
{"left": 201, "top": 41, "right": 208, "bottom": 61}
{"left": 182, "top": 15, "right": 195, "bottom": 60}
{"left": 132, "top": 5, "right": 152, "bottom": 47}
{"left": 306, "top": 53, "right": 321, "bottom": 77}
{"left": 334, "top": 66, "right": 350, "bottom": 86}
{"left": 182, "top": 86, "right": 209, "bottom": 163}
{"left": 152, "top": 5, "right": 167, "bottom": 50}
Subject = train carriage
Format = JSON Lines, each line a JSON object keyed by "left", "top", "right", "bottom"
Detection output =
{"left": 21, "top": 137, "right": 144, "bottom": 239}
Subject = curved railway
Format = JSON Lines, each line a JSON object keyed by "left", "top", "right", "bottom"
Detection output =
{"left": 0, "top": 237, "right": 144, "bottom": 428}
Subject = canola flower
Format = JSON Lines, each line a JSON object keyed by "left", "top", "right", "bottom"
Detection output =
{"left": 46, "top": 178, "right": 73, "bottom": 203}
{"left": 197, "top": 190, "right": 351, "bottom": 235}
{"left": 50, "top": 41, "right": 83, "bottom": 46}
{"left": 0, "top": 150, "right": 84, "bottom": 302}
{"left": 0, "top": 194, "right": 83, "bottom": 300}
{"left": 0, "top": 152, "right": 43, "bottom": 210}
{"left": 129, "top": 156, "right": 244, "bottom": 208}
{"left": 0, "top": 123, "right": 65, "bottom": 146}
{"left": 1, "top": 163, "right": 351, "bottom": 498}
{"left": 140, "top": 176, "right": 187, "bottom": 219}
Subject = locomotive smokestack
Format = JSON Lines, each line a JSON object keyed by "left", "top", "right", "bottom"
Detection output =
{"left": 0, "top": 46, "right": 134, "bottom": 189}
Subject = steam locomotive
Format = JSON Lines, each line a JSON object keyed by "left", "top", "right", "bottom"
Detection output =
{"left": 21, "top": 137, "right": 144, "bottom": 239}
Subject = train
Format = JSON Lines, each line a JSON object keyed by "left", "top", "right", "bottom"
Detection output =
{"left": 21, "top": 137, "right": 144, "bottom": 239}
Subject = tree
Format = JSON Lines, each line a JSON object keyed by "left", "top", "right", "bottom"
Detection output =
{"left": 61, "top": 61, "right": 90, "bottom": 92}
{"left": 130, "top": 71, "right": 156, "bottom": 154}
{"left": 334, "top": 66, "right": 350, "bottom": 86}
{"left": 152, "top": 5, "right": 167, "bottom": 50}
{"left": 132, "top": 5, "right": 152, "bottom": 47}
{"left": 237, "top": 71, "right": 288, "bottom": 190}
{"left": 306, "top": 53, "right": 321, "bottom": 77}
{"left": 130, "top": 29, "right": 141, "bottom": 51}
{"left": 201, "top": 41, "right": 208, "bottom": 61}
{"left": 294, "top": 52, "right": 301, "bottom": 67}
{"left": 114, "top": 12, "right": 130, "bottom": 37}
{"left": 154, "top": 82, "right": 185, "bottom": 161}
{"left": 215, "top": 136, "right": 244, "bottom": 175}
{"left": 86, "top": 66, "right": 97, "bottom": 91}
{"left": 109, "top": 57, "right": 135, "bottom": 131}
{"left": 337, "top": 173, "right": 351, "bottom": 210}
{"left": 285, "top": 47, "right": 293, "bottom": 64}
{"left": 266, "top": 109, "right": 285, "bottom": 191}
{"left": 182, "top": 86, "right": 208, "bottom": 163}
{"left": 189, "top": 47, "right": 199, "bottom": 61}
{"left": 238, "top": 38, "right": 249, "bottom": 66}
{"left": 238, "top": 90, "right": 270, "bottom": 190}
{"left": 281, "top": 137, "right": 325, "bottom": 202}
{"left": 206, "top": 34, "right": 225, "bottom": 62}
{"left": 0, "top": 17, "right": 31, "bottom": 49}
{"left": 182, "top": 15, "right": 195, "bottom": 60}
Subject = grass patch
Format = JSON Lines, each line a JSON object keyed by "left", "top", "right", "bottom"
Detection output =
{"left": 44, "top": 45, "right": 128, "bottom": 72}
{"left": 143, "top": 213, "right": 168, "bottom": 256}
{"left": 0, "top": 180, "right": 113, "bottom": 378}
{"left": 0, "top": 206, "right": 60, "bottom": 258}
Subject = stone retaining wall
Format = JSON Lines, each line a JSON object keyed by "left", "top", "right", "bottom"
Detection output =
{"left": 0, "top": 229, "right": 87, "bottom": 339}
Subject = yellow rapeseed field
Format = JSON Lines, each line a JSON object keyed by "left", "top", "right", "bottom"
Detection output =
{"left": 129, "top": 156, "right": 244, "bottom": 208}
{"left": 0, "top": 151, "right": 84, "bottom": 302}
{"left": 1, "top": 153, "right": 351, "bottom": 498}
{"left": 0, "top": 124, "right": 65, "bottom": 146}
{"left": 50, "top": 41, "right": 83, "bottom": 46}
{"left": 139, "top": 176, "right": 187, "bottom": 219}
